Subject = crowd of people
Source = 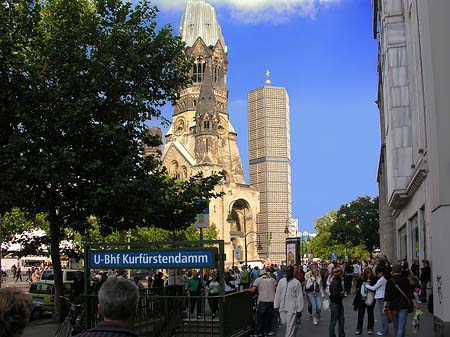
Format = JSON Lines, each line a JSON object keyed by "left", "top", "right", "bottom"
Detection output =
{"left": 1, "top": 263, "right": 52, "bottom": 283}
{"left": 178, "top": 256, "right": 427, "bottom": 337}
{"left": 90, "top": 256, "right": 429, "bottom": 337}
{"left": 0, "top": 256, "right": 431, "bottom": 337}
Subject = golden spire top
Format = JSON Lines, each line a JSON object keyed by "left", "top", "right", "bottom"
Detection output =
{"left": 265, "top": 69, "right": 271, "bottom": 86}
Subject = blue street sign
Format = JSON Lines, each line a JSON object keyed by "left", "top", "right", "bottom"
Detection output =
{"left": 331, "top": 251, "right": 337, "bottom": 260}
{"left": 89, "top": 249, "right": 215, "bottom": 269}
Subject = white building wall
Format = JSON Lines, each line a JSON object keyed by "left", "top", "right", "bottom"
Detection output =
{"left": 376, "top": 0, "right": 450, "bottom": 334}
{"left": 417, "top": 1, "right": 450, "bottom": 333}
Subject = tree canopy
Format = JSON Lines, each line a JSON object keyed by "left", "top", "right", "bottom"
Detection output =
{"left": 1, "top": 0, "right": 223, "bottom": 318}
{"left": 309, "top": 196, "right": 379, "bottom": 260}
{"left": 331, "top": 196, "right": 379, "bottom": 255}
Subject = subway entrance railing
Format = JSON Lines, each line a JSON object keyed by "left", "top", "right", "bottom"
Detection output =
{"left": 82, "top": 240, "right": 255, "bottom": 337}
{"left": 83, "top": 287, "right": 255, "bottom": 337}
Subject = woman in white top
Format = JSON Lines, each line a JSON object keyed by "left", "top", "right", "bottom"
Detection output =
{"left": 305, "top": 264, "right": 324, "bottom": 325}
{"left": 206, "top": 273, "right": 220, "bottom": 318}
{"left": 365, "top": 267, "right": 388, "bottom": 336}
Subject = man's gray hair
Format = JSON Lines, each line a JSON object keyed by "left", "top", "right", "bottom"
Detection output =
{"left": 98, "top": 277, "right": 139, "bottom": 321}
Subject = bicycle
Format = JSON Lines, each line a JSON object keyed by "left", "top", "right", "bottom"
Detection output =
{"left": 54, "top": 297, "right": 84, "bottom": 337}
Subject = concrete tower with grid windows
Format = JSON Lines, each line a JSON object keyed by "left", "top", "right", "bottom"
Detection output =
{"left": 248, "top": 76, "right": 292, "bottom": 264}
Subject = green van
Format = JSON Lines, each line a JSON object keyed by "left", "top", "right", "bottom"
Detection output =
{"left": 29, "top": 280, "right": 73, "bottom": 311}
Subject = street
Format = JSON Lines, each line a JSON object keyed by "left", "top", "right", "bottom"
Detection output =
{"left": 21, "top": 289, "right": 434, "bottom": 337}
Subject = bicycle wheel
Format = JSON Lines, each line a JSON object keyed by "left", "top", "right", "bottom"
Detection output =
{"left": 55, "top": 320, "right": 72, "bottom": 337}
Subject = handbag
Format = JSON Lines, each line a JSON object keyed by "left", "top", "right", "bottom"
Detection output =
{"left": 322, "top": 298, "right": 330, "bottom": 311}
{"left": 365, "top": 290, "right": 375, "bottom": 306}
{"left": 360, "top": 284, "right": 368, "bottom": 299}
{"left": 386, "top": 308, "right": 393, "bottom": 323}
{"left": 391, "top": 279, "right": 414, "bottom": 313}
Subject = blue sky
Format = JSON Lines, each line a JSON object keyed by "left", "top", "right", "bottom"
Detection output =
{"left": 151, "top": 0, "right": 380, "bottom": 234}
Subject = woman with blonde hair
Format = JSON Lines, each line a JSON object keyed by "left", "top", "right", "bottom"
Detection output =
{"left": 0, "top": 288, "right": 32, "bottom": 337}
{"left": 305, "top": 263, "right": 325, "bottom": 325}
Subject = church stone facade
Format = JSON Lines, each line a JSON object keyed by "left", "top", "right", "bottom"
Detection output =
{"left": 161, "top": 0, "right": 260, "bottom": 266}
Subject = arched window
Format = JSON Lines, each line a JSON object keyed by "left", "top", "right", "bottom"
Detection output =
{"left": 181, "top": 166, "right": 188, "bottom": 179}
{"left": 171, "top": 160, "right": 179, "bottom": 178}
{"left": 192, "top": 56, "right": 206, "bottom": 83}
{"left": 213, "top": 58, "right": 221, "bottom": 83}
{"left": 203, "top": 121, "right": 210, "bottom": 129}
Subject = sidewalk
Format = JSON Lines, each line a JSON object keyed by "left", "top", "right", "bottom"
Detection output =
{"left": 23, "top": 319, "right": 59, "bottom": 337}
{"left": 21, "top": 290, "right": 434, "bottom": 337}
{"left": 295, "top": 291, "right": 433, "bottom": 337}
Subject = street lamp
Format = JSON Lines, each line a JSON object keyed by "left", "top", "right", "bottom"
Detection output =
{"left": 245, "top": 231, "right": 263, "bottom": 254}
{"left": 246, "top": 240, "right": 263, "bottom": 252}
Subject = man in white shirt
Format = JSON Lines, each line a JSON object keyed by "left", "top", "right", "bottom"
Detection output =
{"left": 274, "top": 266, "right": 304, "bottom": 337}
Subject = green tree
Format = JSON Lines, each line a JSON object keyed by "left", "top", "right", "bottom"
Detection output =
{"left": 330, "top": 196, "right": 379, "bottom": 256}
{"left": 309, "top": 209, "right": 372, "bottom": 261}
{"left": 1, "top": 209, "right": 51, "bottom": 257}
{"left": 309, "top": 210, "right": 341, "bottom": 260}
{"left": 0, "top": 0, "right": 223, "bottom": 319}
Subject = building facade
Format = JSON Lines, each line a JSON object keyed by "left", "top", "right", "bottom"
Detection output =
{"left": 248, "top": 82, "right": 292, "bottom": 264}
{"left": 373, "top": 1, "right": 450, "bottom": 334}
{"left": 161, "top": 0, "right": 260, "bottom": 266}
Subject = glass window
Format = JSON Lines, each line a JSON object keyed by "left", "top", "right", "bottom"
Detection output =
{"left": 399, "top": 225, "right": 407, "bottom": 259}
{"left": 192, "top": 56, "right": 205, "bottom": 83}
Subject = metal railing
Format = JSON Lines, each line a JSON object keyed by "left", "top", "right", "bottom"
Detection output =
{"left": 82, "top": 287, "right": 254, "bottom": 337}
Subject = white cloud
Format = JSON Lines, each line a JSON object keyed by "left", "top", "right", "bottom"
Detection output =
{"left": 152, "top": 0, "right": 341, "bottom": 23}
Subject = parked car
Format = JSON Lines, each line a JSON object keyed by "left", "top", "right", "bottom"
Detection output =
{"left": 40, "top": 269, "right": 83, "bottom": 283}
{"left": 28, "top": 280, "right": 73, "bottom": 312}
{"left": 30, "top": 300, "right": 44, "bottom": 321}
{"left": 131, "top": 270, "right": 152, "bottom": 280}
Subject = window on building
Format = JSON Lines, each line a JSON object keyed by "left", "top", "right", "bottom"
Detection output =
{"left": 203, "top": 121, "right": 210, "bottom": 129}
{"left": 192, "top": 56, "right": 205, "bottom": 83}
{"left": 420, "top": 207, "right": 427, "bottom": 259}
{"left": 411, "top": 214, "right": 419, "bottom": 258}
{"left": 181, "top": 166, "right": 188, "bottom": 179}
{"left": 213, "top": 58, "right": 221, "bottom": 83}
{"left": 399, "top": 225, "right": 407, "bottom": 260}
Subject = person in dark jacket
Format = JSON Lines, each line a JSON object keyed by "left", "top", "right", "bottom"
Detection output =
{"left": 329, "top": 267, "right": 345, "bottom": 337}
{"left": 419, "top": 260, "right": 431, "bottom": 303}
{"left": 75, "top": 277, "right": 139, "bottom": 337}
{"left": 151, "top": 272, "right": 165, "bottom": 288}
{"left": 353, "top": 267, "right": 377, "bottom": 334}
{"left": 383, "top": 264, "right": 417, "bottom": 337}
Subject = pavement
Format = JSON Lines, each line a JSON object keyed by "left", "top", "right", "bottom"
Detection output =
{"left": 295, "top": 293, "right": 433, "bottom": 337}
{"left": 20, "top": 288, "right": 434, "bottom": 337}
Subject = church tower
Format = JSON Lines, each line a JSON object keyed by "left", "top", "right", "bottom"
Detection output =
{"left": 162, "top": 0, "right": 260, "bottom": 266}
